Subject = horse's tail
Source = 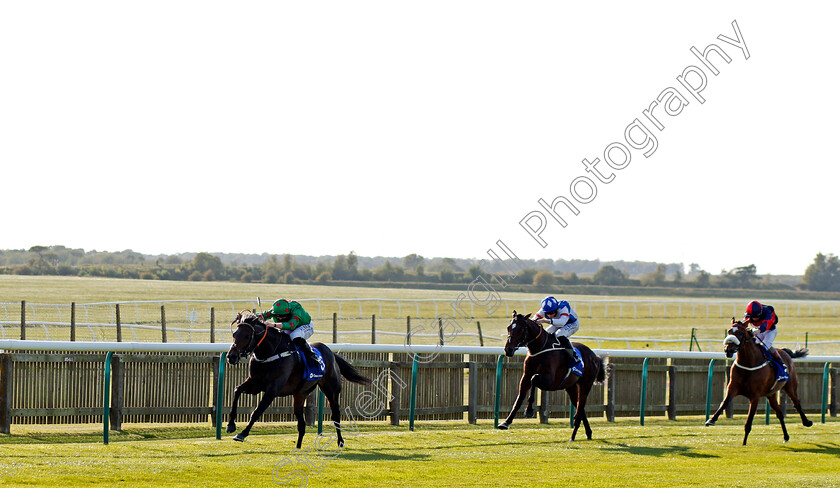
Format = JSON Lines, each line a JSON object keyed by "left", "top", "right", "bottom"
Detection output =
{"left": 335, "top": 354, "right": 372, "bottom": 385}
{"left": 782, "top": 347, "right": 809, "bottom": 359}
{"left": 596, "top": 355, "right": 608, "bottom": 384}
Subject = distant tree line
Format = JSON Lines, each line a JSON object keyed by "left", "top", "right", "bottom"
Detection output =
{"left": 1, "top": 246, "right": 838, "bottom": 291}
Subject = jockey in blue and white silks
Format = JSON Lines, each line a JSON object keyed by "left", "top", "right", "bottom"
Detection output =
{"left": 533, "top": 296, "right": 580, "bottom": 362}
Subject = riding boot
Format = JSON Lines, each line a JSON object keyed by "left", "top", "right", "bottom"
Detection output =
{"left": 293, "top": 337, "right": 320, "bottom": 367}
{"left": 770, "top": 348, "right": 788, "bottom": 379}
{"left": 557, "top": 335, "right": 581, "bottom": 364}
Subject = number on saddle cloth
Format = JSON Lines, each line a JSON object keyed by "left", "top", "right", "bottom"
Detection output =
{"left": 569, "top": 347, "right": 584, "bottom": 377}
{"left": 759, "top": 345, "right": 789, "bottom": 382}
{"left": 294, "top": 344, "right": 326, "bottom": 380}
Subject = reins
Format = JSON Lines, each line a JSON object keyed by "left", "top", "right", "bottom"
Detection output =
{"left": 728, "top": 323, "right": 772, "bottom": 373}
{"left": 231, "top": 316, "right": 274, "bottom": 358}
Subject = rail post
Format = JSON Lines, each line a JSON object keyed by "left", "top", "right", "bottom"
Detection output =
{"left": 409, "top": 356, "right": 419, "bottom": 431}
{"left": 705, "top": 358, "right": 717, "bottom": 421}
{"left": 371, "top": 314, "right": 376, "bottom": 344}
{"left": 103, "top": 351, "right": 114, "bottom": 444}
{"left": 0, "top": 353, "right": 12, "bottom": 434}
{"left": 468, "top": 362, "right": 478, "bottom": 424}
{"left": 70, "top": 302, "right": 76, "bottom": 342}
{"left": 822, "top": 362, "right": 831, "bottom": 423}
{"left": 494, "top": 355, "right": 504, "bottom": 428}
{"left": 215, "top": 352, "right": 227, "bottom": 440}
{"left": 210, "top": 307, "right": 215, "bottom": 343}
{"left": 476, "top": 321, "right": 484, "bottom": 347}
{"left": 115, "top": 304, "right": 122, "bottom": 343}
{"left": 161, "top": 305, "right": 167, "bottom": 343}
{"left": 332, "top": 312, "right": 338, "bottom": 343}
{"left": 20, "top": 300, "right": 25, "bottom": 340}
{"left": 640, "top": 357, "right": 650, "bottom": 426}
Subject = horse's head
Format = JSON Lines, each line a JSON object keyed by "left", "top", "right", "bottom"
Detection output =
{"left": 227, "top": 310, "right": 266, "bottom": 365}
{"left": 723, "top": 317, "right": 752, "bottom": 358}
{"left": 503, "top": 311, "right": 535, "bottom": 357}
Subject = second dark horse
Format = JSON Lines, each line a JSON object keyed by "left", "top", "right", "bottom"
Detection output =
{"left": 497, "top": 311, "right": 606, "bottom": 440}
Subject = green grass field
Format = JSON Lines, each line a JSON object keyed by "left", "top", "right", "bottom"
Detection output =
{"left": 2, "top": 275, "right": 839, "bottom": 353}
{"left": 1, "top": 418, "right": 839, "bottom": 487}
{"left": 2, "top": 276, "right": 840, "bottom": 486}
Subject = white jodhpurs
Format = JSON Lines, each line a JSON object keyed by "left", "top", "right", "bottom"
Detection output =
{"left": 288, "top": 322, "right": 314, "bottom": 340}
{"left": 754, "top": 327, "right": 777, "bottom": 348}
{"left": 547, "top": 321, "right": 579, "bottom": 338}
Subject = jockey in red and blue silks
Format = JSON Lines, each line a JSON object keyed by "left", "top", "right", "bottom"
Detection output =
{"left": 533, "top": 296, "right": 581, "bottom": 362}
{"left": 744, "top": 300, "right": 786, "bottom": 379}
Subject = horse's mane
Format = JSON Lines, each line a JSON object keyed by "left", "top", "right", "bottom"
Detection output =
{"left": 237, "top": 310, "right": 259, "bottom": 322}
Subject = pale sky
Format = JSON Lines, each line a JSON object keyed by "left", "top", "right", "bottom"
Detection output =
{"left": 2, "top": 2, "right": 837, "bottom": 276}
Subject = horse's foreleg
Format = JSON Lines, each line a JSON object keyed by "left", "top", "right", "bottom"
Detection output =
{"left": 706, "top": 385, "right": 738, "bottom": 426}
{"left": 233, "top": 390, "right": 277, "bottom": 442}
{"left": 767, "top": 394, "right": 789, "bottom": 443}
{"left": 497, "top": 374, "right": 532, "bottom": 430}
{"left": 227, "top": 378, "right": 255, "bottom": 434}
{"left": 742, "top": 397, "right": 759, "bottom": 446}
{"left": 783, "top": 381, "right": 813, "bottom": 427}
{"left": 293, "top": 393, "right": 307, "bottom": 449}
{"left": 524, "top": 375, "right": 540, "bottom": 418}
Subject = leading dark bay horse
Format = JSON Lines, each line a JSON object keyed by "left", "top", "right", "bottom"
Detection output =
{"left": 496, "top": 312, "right": 606, "bottom": 440}
{"left": 226, "top": 311, "right": 371, "bottom": 448}
{"left": 705, "top": 318, "right": 812, "bottom": 445}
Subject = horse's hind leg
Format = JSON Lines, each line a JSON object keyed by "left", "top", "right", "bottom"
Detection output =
{"left": 783, "top": 381, "right": 813, "bottom": 427}
{"left": 524, "top": 375, "right": 539, "bottom": 418}
{"left": 293, "top": 393, "right": 307, "bottom": 449}
{"left": 578, "top": 385, "right": 594, "bottom": 440}
{"left": 567, "top": 387, "right": 591, "bottom": 441}
{"left": 324, "top": 387, "right": 346, "bottom": 448}
{"left": 767, "top": 394, "right": 790, "bottom": 443}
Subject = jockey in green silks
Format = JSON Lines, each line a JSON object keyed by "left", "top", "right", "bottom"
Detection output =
{"left": 257, "top": 299, "right": 319, "bottom": 366}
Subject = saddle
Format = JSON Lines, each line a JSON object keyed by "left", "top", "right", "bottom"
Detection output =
{"left": 292, "top": 343, "right": 326, "bottom": 380}
{"left": 546, "top": 335, "right": 584, "bottom": 377}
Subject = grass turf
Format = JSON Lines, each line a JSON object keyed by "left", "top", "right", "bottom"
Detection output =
{"left": 1, "top": 417, "right": 839, "bottom": 487}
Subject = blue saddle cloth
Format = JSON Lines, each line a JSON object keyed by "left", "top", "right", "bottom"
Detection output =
{"left": 569, "top": 347, "right": 584, "bottom": 377}
{"left": 293, "top": 344, "right": 326, "bottom": 380}
{"left": 763, "top": 349, "right": 789, "bottom": 382}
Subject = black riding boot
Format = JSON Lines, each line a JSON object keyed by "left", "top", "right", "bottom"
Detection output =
{"left": 557, "top": 335, "right": 580, "bottom": 364}
{"left": 293, "top": 337, "right": 320, "bottom": 366}
{"left": 770, "top": 348, "right": 788, "bottom": 379}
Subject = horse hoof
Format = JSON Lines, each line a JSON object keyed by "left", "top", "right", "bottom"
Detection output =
{"left": 524, "top": 409, "right": 536, "bottom": 418}
{"left": 233, "top": 434, "right": 246, "bottom": 442}
{"left": 803, "top": 419, "right": 813, "bottom": 427}
{"left": 705, "top": 420, "right": 715, "bottom": 427}
{"left": 496, "top": 423, "right": 509, "bottom": 430}
{"left": 226, "top": 425, "right": 236, "bottom": 434}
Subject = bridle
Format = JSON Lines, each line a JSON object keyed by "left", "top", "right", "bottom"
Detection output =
{"left": 230, "top": 315, "right": 270, "bottom": 358}
{"left": 725, "top": 322, "right": 770, "bottom": 371}
{"left": 724, "top": 323, "right": 747, "bottom": 355}
{"left": 507, "top": 315, "right": 545, "bottom": 350}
